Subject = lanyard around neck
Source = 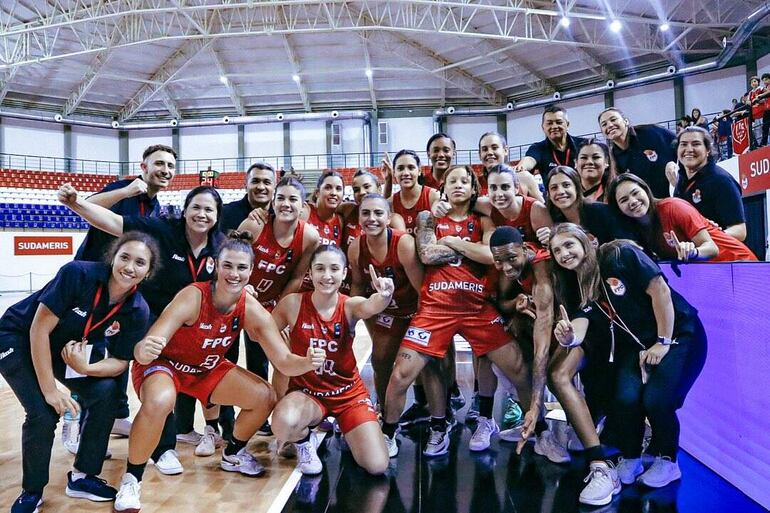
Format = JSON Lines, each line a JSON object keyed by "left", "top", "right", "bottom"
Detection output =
{"left": 82, "top": 284, "right": 134, "bottom": 342}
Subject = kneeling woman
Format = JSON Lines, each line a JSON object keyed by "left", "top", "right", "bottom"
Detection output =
{"left": 0, "top": 232, "right": 157, "bottom": 510}
{"left": 271, "top": 245, "right": 395, "bottom": 476}
{"left": 113, "top": 233, "right": 326, "bottom": 512}
{"left": 550, "top": 223, "right": 707, "bottom": 495}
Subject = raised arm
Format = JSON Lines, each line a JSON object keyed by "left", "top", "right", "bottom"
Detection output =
{"left": 58, "top": 183, "right": 124, "bottom": 236}
{"left": 518, "top": 171, "right": 545, "bottom": 202}
{"left": 414, "top": 211, "right": 461, "bottom": 265}
{"left": 345, "top": 265, "right": 395, "bottom": 322}
{"left": 133, "top": 286, "right": 202, "bottom": 364}
{"left": 86, "top": 178, "right": 147, "bottom": 209}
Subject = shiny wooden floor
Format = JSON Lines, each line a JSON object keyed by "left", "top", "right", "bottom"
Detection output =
{"left": 0, "top": 317, "right": 374, "bottom": 513}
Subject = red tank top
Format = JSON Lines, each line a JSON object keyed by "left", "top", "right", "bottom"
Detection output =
{"left": 249, "top": 218, "right": 306, "bottom": 311}
{"left": 161, "top": 282, "right": 246, "bottom": 373}
{"left": 358, "top": 229, "right": 418, "bottom": 317}
{"left": 307, "top": 203, "right": 342, "bottom": 246}
{"left": 288, "top": 292, "right": 360, "bottom": 396}
{"left": 342, "top": 204, "right": 362, "bottom": 250}
{"left": 422, "top": 168, "right": 442, "bottom": 190}
{"left": 393, "top": 186, "right": 435, "bottom": 234}
{"left": 419, "top": 213, "right": 490, "bottom": 314}
{"left": 490, "top": 196, "right": 539, "bottom": 244}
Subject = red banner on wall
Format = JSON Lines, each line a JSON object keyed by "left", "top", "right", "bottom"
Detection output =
{"left": 732, "top": 117, "right": 751, "bottom": 155}
{"left": 14, "top": 236, "right": 73, "bottom": 255}
{"left": 738, "top": 145, "right": 770, "bottom": 196}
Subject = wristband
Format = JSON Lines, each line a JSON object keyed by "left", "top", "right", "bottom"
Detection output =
{"left": 656, "top": 336, "right": 677, "bottom": 346}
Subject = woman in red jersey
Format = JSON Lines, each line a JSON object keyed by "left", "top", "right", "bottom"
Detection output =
{"left": 478, "top": 132, "right": 543, "bottom": 201}
{"left": 112, "top": 233, "right": 326, "bottom": 513}
{"left": 302, "top": 171, "right": 345, "bottom": 247}
{"left": 388, "top": 150, "right": 440, "bottom": 234}
{"left": 348, "top": 193, "right": 423, "bottom": 408}
{"left": 607, "top": 174, "right": 757, "bottom": 262}
{"left": 271, "top": 245, "right": 395, "bottom": 476}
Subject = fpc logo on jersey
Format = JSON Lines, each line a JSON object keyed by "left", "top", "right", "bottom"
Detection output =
{"left": 404, "top": 327, "right": 431, "bottom": 346}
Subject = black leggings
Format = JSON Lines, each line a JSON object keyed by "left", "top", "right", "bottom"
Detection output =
{"left": 603, "top": 320, "right": 707, "bottom": 460}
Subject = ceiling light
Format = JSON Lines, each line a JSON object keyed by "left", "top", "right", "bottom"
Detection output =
{"left": 292, "top": 74, "right": 301, "bottom": 82}
{"left": 219, "top": 75, "right": 228, "bottom": 85}
{"left": 560, "top": 16, "right": 570, "bottom": 28}
{"left": 660, "top": 23, "right": 670, "bottom": 32}
{"left": 610, "top": 19, "right": 622, "bottom": 32}
{"left": 365, "top": 68, "right": 373, "bottom": 78}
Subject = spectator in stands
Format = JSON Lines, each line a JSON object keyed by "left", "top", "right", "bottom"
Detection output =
{"left": 691, "top": 109, "right": 708, "bottom": 129}
{"left": 515, "top": 105, "right": 588, "bottom": 176}
{"left": 714, "top": 109, "right": 734, "bottom": 159}
{"left": 70, "top": 143, "right": 176, "bottom": 445}
{"left": 607, "top": 173, "right": 757, "bottom": 262}
{"left": 748, "top": 76, "right": 764, "bottom": 149}
{"left": 676, "top": 116, "right": 692, "bottom": 135}
{"left": 759, "top": 73, "right": 770, "bottom": 146}
{"left": 598, "top": 107, "right": 677, "bottom": 199}
{"left": 666, "top": 127, "right": 747, "bottom": 241}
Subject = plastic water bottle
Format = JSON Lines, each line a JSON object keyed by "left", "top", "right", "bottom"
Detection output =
{"left": 61, "top": 393, "right": 80, "bottom": 454}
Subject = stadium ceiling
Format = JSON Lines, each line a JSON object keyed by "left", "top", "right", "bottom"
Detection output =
{"left": 0, "top": 0, "right": 769, "bottom": 122}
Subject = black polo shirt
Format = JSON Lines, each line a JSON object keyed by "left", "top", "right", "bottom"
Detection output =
{"left": 122, "top": 216, "right": 223, "bottom": 316}
{"left": 611, "top": 125, "right": 676, "bottom": 199}
{"left": 0, "top": 261, "right": 150, "bottom": 373}
{"left": 75, "top": 178, "right": 160, "bottom": 262}
{"left": 580, "top": 202, "right": 638, "bottom": 245}
{"left": 574, "top": 244, "right": 699, "bottom": 353}
{"left": 674, "top": 160, "right": 745, "bottom": 229}
{"left": 525, "top": 134, "right": 588, "bottom": 175}
{"left": 221, "top": 195, "right": 254, "bottom": 233}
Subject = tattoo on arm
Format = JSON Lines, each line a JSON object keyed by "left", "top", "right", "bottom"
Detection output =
{"left": 415, "top": 211, "right": 460, "bottom": 265}
{"left": 398, "top": 351, "right": 412, "bottom": 360}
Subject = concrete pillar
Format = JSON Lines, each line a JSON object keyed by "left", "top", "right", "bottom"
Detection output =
{"left": 237, "top": 124, "right": 245, "bottom": 172}
{"left": 118, "top": 130, "right": 129, "bottom": 176}
{"left": 674, "top": 76, "right": 685, "bottom": 119}
{"left": 63, "top": 124, "right": 73, "bottom": 173}
{"left": 283, "top": 122, "right": 291, "bottom": 171}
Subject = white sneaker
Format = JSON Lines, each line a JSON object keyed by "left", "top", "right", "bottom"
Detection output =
{"left": 296, "top": 441, "right": 323, "bottom": 475}
{"left": 638, "top": 456, "right": 681, "bottom": 488}
{"left": 112, "top": 418, "right": 132, "bottom": 438}
{"left": 579, "top": 461, "right": 621, "bottom": 506}
{"left": 423, "top": 427, "right": 449, "bottom": 457}
{"left": 113, "top": 473, "right": 141, "bottom": 512}
{"left": 176, "top": 430, "right": 202, "bottom": 445}
{"left": 616, "top": 457, "right": 644, "bottom": 485}
{"left": 150, "top": 450, "right": 184, "bottom": 475}
{"left": 220, "top": 448, "right": 265, "bottom": 477}
{"left": 534, "top": 430, "right": 570, "bottom": 464}
{"left": 384, "top": 434, "right": 399, "bottom": 458}
{"left": 62, "top": 419, "right": 80, "bottom": 455}
{"left": 277, "top": 440, "right": 297, "bottom": 459}
{"left": 469, "top": 417, "right": 499, "bottom": 452}
{"left": 195, "top": 426, "right": 223, "bottom": 457}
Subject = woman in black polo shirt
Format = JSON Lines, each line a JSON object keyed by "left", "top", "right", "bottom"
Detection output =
{"left": 668, "top": 126, "right": 747, "bottom": 241}
{"left": 0, "top": 232, "right": 157, "bottom": 511}
{"left": 598, "top": 107, "right": 677, "bottom": 199}
{"left": 550, "top": 223, "right": 707, "bottom": 494}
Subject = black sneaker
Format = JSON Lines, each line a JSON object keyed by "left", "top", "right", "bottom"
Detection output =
{"left": 449, "top": 388, "right": 466, "bottom": 411}
{"left": 11, "top": 491, "right": 42, "bottom": 513}
{"left": 65, "top": 472, "right": 117, "bottom": 502}
{"left": 256, "top": 420, "right": 273, "bottom": 436}
{"left": 398, "top": 402, "right": 430, "bottom": 426}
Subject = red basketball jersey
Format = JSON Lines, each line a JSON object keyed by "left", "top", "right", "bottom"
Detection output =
{"left": 419, "top": 213, "right": 490, "bottom": 314}
{"left": 342, "top": 204, "right": 362, "bottom": 250}
{"left": 357, "top": 229, "right": 418, "bottom": 317}
{"left": 307, "top": 203, "right": 343, "bottom": 246}
{"left": 489, "top": 195, "right": 539, "bottom": 244}
{"left": 422, "top": 168, "right": 441, "bottom": 190}
{"left": 288, "top": 292, "right": 360, "bottom": 396}
{"left": 249, "top": 218, "right": 306, "bottom": 311}
{"left": 161, "top": 282, "right": 246, "bottom": 373}
{"left": 393, "top": 186, "right": 436, "bottom": 234}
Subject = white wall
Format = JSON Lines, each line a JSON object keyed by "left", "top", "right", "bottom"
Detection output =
{"left": 289, "top": 120, "right": 326, "bottom": 170}
{"left": 507, "top": 108, "right": 544, "bottom": 157}
{"left": 757, "top": 54, "right": 770, "bottom": 79}
{"left": 561, "top": 95, "right": 606, "bottom": 137}
{"left": 179, "top": 125, "right": 239, "bottom": 162}
{"left": 615, "top": 80, "right": 676, "bottom": 124}
{"left": 446, "top": 115, "right": 497, "bottom": 163}
{"left": 128, "top": 129, "right": 173, "bottom": 163}
{"left": 339, "top": 118, "right": 366, "bottom": 167}
{"left": 380, "top": 116, "right": 434, "bottom": 157}
{"left": 243, "top": 123, "right": 284, "bottom": 162}
{"left": 2, "top": 118, "right": 64, "bottom": 159}
{"left": 0, "top": 231, "right": 87, "bottom": 292}
{"left": 684, "top": 66, "right": 747, "bottom": 117}
{"left": 72, "top": 126, "right": 119, "bottom": 163}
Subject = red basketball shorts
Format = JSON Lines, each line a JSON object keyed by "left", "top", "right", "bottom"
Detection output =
{"left": 131, "top": 358, "right": 236, "bottom": 406}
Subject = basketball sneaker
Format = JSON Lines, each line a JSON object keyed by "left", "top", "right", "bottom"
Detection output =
{"left": 111, "top": 418, "right": 132, "bottom": 438}
{"left": 384, "top": 434, "right": 399, "bottom": 458}
{"left": 149, "top": 450, "right": 183, "bottom": 475}
{"left": 220, "top": 448, "right": 265, "bottom": 476}
{"left": 616, "top": 457, "right": 644, "bottom": 485}
{"left": 398, "top": 402, "right": 430, "bottom": 426}
{"left": 175, "top": 430, "right": 202, "bottom": 445}
{"left": 423, "top": 426, "right": 449, "bottom": 457}
{"left": 195, "top": 425, "right": 224, "bottom": 457}
{"left": 10, "top": 491, "right": 42, "bottom": 513}
{"left": 113, "top": 473, "right": 141, "bottom": 513}
{"left": 65, "top": 472, "right": 117, "bottom": 502}
{"left": 638, "top": 456, "right": 681, "bottom": 488}
{"left": 579, "top": 461, "right": 621, "bottom": 506}
{"left": 469, "top": 417, "right": 499, "bottom": 451}
{"left": 534, "top": 430, "right": 570, "bottom": 464}
{"left": 296, "top": 441, "right": 323, "bottom": 475}
{"left": 465, "top": 392, "right": 480, "bottom": 422}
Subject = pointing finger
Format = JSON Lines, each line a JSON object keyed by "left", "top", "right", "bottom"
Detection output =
{"left": 559, "top": 304, "right": 570, "bottom": 323}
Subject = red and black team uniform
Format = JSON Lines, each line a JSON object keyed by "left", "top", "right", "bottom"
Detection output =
{"left": 654, "top": 198, "right": 757, "bottom": 262}
{"left": 307, "top": 203, "right": 343, "bottom": 247}
{"left": 489, "top": 195, "right": 540, "bottom": 245}
{"left": 288, "top": 293, "right": 378, "bottom": 433}
{"left": 421, "top": 168, "right": 441, "bottom": 190}
{"left": 393, "top": 186, "right": 436, "bottom": 234}
{"left": 357, "top": 229, "right": 419, "bottom": 336}
{"left": 342, "top": 204, "right": 362, "bottom": 250}
{"left": 249, "top": 218, "right": 307, "bottom": 311}
{"left": 132, "top": 282, "right": 246, "bottom": 404}
{"left": 401, "top": 214, "right": 510, "bottom": 358}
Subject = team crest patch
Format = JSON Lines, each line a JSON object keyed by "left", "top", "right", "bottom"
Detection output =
{"left": 404, "top": 327, "right": 431, "bottom": 346}
{"left": 644, "top": 149, "right": 658, "bottom": 162}
{"left": 206, "top": 256, "right": 215, "bottom": 274}
{"left": 692, "top": 189, "right": 702, "bottom": 204}
{"left": 376, "top": 313, "right": 394, "bottom": 329}
{"left": 231, "top": 316, "right": 240, "bottom": 331}
{"left": 104, "top": 321, "right": 120, "bottom": 337}
{"left": 219, "top": 324, "right": 227, "bottom": 333}
{"left": 455, "top": 225, "right": 462, "bottom": 233}
{"left": 606, "top": 277, "right": 626, "bottom": 296}
{"left": 741, "top": 176, "right": 748, "bottom": 189}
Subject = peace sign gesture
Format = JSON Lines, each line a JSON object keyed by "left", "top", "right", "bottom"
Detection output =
{"left": 669, "top": 230, "right": 697, "bottom": 261}
{"left": 554, "top": 304, "right": 577, "bottom": 348}
{"left": 368, "top": 264, "right": 394, "bottom": 299}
